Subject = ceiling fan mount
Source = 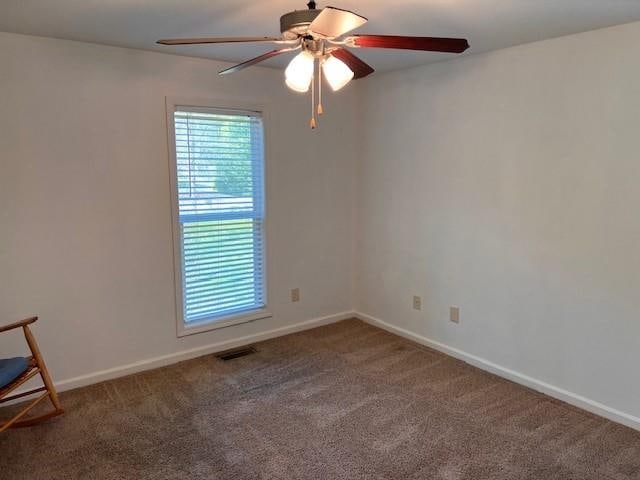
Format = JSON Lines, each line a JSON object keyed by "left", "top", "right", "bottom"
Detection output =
{"left": 157, "top": 2, "right": 470, "bottom": 128}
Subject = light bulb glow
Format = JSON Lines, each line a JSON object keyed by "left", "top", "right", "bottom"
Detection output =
{"left": 322, "top": 55, "right": 354, "bottom": 92}
{"left": 285, "top": 51, "right": 315, "bottom": 93}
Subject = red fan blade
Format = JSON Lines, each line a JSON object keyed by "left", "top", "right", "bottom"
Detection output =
{"left": 330, "top": 48, "right": 374, "bottom": 79}
{"left": 347, "top": 35, "right": 469, "bottom": 53}
{"left": 219, "top": 48, "right": 299, "bottom": 75}
{"left": 157, "top": 36, "right": 286, "bottom": 46}
{"left": 308, "top": 6, "right": 367, "bottom": 39}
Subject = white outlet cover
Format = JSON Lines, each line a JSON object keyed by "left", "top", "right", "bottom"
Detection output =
{"left": 291, "top": 288, "right": 300, "bottom": 302}
{"left": 450, "top": 306, "right": 460, "bottom": 323}
{"left": 413, "top": 296, "right": 422, "bottom": 310}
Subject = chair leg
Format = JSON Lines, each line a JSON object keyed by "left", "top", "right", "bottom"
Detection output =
{"left": 0, "top": 392, "right": 65, "bottom": 432}
{"left": 23, "top": 325, "right": 63, "bottom": 412}
{"left": 0, "top": 392, "right": 50, "bottom": 433}
{"left": 8, "top": 406, "right": 64, "bottom": 428}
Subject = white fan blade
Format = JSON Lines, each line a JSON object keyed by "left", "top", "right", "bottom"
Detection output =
{"left": 308, "top": 7, "right": 367, "bottom": 39}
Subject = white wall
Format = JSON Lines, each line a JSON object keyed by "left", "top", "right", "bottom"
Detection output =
{"left": 356, "top": 21, "right": 640, "bottom": 423}
{"left": 0, "top": 32, "right": 357, "bottom": 384}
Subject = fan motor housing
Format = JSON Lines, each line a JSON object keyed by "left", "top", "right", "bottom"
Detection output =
{"left": 280, "top": 10, "right": 321, "bottom": 39}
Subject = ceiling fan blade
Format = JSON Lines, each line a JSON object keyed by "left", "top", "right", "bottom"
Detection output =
{"left": 157, "top": 36, "right": 286, "bottom": 46}
{"left": 330, "top": 48, "right": 374, "bottom": 79}
{"left": 346, "top": 35, "right": 470, "bottom": 53}
{"left": 308, "top": 6, "right": 367, "bottom": 39}
{"left": 219, "top": 47, "right": 299, "bottom": 76}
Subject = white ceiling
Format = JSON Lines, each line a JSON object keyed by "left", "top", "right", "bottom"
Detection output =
{"left": 2, "top": 0, "right": 640, "bottom": 73}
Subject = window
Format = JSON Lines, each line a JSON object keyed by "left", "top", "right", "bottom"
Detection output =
{"left": 168, "top": 104, "right": 268, "bottom": 334}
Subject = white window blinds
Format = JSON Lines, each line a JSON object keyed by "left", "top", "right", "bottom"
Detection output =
{"left": 173, "top": 108, "right": 266, "bottom": 325}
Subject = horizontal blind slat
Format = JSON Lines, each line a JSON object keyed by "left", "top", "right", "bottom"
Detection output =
{"left": 184, "top": 279, "right": 264, "bottom": 299}
{"left": 185, "top": 284, "right": 260, "bottom": 304}
{"left": 183, "top": 268, "right": 263, "bottom": 286}
{"left": 186, "top": 292, "right": 262, "bottom": 313}
{"left": 186, "top": 295, "right": 263, "bottom": 312}
{"left": 184, "top": 277, "right": 264, "bottom": 298}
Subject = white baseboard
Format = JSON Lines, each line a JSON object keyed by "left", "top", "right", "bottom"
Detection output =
{"left": 9, "top": 311, "right": 354, "bottom": 402}
{"left": 355, "top": 311, "right": 640, "bottom": 432}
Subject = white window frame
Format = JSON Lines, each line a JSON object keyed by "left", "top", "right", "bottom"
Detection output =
{"left": 166, "top": 97, "right": 272, "bottom": 337}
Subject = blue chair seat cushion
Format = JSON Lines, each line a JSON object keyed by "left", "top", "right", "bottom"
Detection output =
{"left": 0, "top": 357, "right": 29, "bottom": 389}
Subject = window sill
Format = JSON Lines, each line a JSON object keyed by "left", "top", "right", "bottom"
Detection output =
{"left": 177, "top": 309, "right": 272, "bottom": 338}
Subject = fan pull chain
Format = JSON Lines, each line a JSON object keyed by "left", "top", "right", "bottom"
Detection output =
{"left": 317, "top": 60, "right": 324, "bottom": 116}
{"left": 310, "top": 58, "right": 317, "bottom": 129}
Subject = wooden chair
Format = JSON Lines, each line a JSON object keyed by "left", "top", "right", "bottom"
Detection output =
{"left": 0, "top": 317, "right": 64, "bottom": 432}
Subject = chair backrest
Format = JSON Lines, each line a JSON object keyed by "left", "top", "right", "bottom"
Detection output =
{"left": 0, "top": 316, "right": 38, "bottom": 335}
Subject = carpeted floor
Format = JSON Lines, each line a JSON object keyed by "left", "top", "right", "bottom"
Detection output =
{"left": 1, "top": 319, "right": 639, "bottom": 479}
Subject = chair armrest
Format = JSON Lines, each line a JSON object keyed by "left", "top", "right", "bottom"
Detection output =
{"left": 0, "top": 317, "right": 38, "bottom": 333}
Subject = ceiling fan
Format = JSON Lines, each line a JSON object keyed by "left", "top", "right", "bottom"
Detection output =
{"left": 157, "top": 1, "right": 470, "bottom": 128}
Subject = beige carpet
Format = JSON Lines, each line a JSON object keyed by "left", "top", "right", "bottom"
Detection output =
{"left": 1, "top": 319, "right": 639, "bottom": 479}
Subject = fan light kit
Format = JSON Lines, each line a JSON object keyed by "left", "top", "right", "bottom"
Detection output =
{"left": 157, "top": 1, "right": 470, "bottom": 129}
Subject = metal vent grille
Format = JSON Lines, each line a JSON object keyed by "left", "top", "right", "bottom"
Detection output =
{"left": 215, "top": 346, "right": 257, "bottom": 361}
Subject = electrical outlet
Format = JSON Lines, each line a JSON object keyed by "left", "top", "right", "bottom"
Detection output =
{"left": 450, "top": 306, "right": 460, "bottom": 324}
{"left": 291, "top": 288, "right": 300, "bottom": 303}
{"left": 413, "top": 296, "right": 422, "bottom": 310}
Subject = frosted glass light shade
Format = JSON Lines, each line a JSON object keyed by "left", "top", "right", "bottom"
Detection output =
{"left": 322, "top": 55, "right": 354, "bottom": 91}
{"left": 285, "top": 51, "right": 315, "bottom": 93}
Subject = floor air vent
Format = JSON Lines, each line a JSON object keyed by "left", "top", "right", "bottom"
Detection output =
{"left": 215, "top": 346, "right": 257, "bottom": 361}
